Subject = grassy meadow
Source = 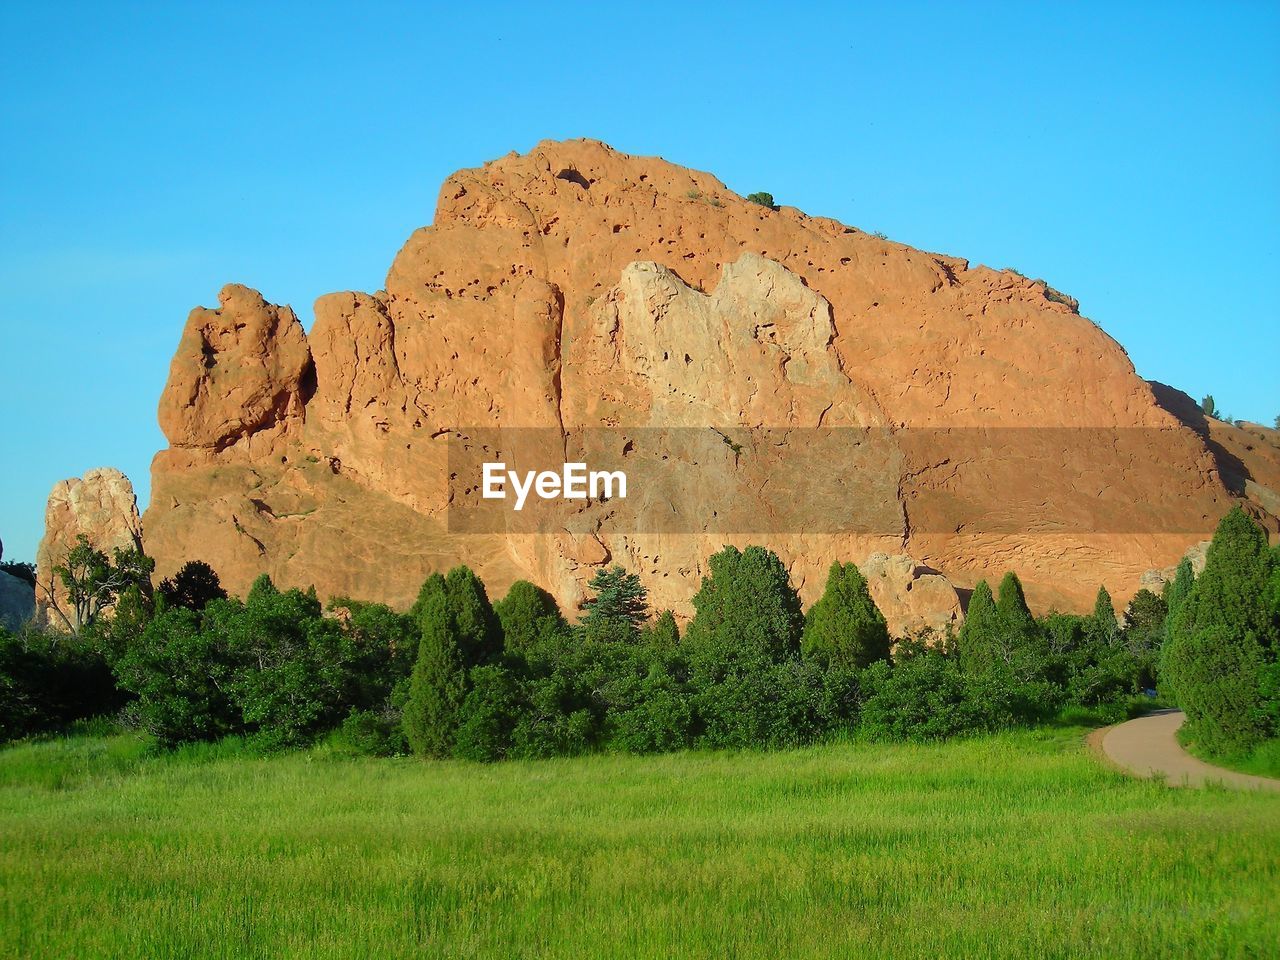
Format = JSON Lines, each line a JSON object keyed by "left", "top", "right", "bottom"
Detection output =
{"left": 1, "top": 725, "right": 1277, "bottom": 960}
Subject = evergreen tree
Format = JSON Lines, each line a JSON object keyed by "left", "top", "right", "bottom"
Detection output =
{"left": 956, "top": 580, "right": 1001, "bottom": 675}
{"left": 1087, "top": 585, "right": 1119, "bottom": 647}
{"left": 581, "top": 566, "right": 648, "bottom": 643}
{"left": 1171, "top": 508, "right": 1275, "bottom": 647}
{"left": 1122, "top": 589, "right": 1167, "bottom": 659}
{"left": 403, "top": 590, "right": 466, "bottom": 758}
{"left": 684, "top": 545, "right": 803, "bottom": 668}
{"left": 995, "top": 572, "right": 1039, "bottom": 644}
{"left": 495, "top": 580, "right": 566, "bottom": 654}
{"left": 158, "top": 560, "right": 226, "bottom": 612}
{"left": 1162, "top": 508, "right": 1279, "bottom": 755}
{"left": 443, "top": 566, "right": 502, "bottom": 667}
{"left": 801, "top": 561, "right": 891, "bottom": 668}
{"left": 643, "top": 610, "right": 680, "bottom": 650}
{"left": 1161, "top": 557, "right": 1195, "bottom": 639}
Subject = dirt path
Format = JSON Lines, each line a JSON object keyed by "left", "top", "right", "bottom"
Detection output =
{"left": 1097, "top": 709, "right": 1280, "bottom": 792}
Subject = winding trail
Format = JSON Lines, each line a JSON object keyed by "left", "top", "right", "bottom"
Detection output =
{"left": 1097, "top": 709, "right": 1280, "bottom": 792}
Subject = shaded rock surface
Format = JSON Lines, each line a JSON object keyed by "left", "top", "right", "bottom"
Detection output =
{"left": 0, "top": 571, "right": 35, "bottom": 632}
{"left": 130, "top": 140, "right": 1275, "bottom": 628}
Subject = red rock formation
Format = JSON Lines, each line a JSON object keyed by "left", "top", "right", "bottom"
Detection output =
{"left": 137, "top": 139, "right": 1275, "bottom": 629}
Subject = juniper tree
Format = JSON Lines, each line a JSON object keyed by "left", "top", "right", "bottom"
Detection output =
{"left": 403, "top": 589, "right": 467, "bottom": 758}
{"left": 801, "top": 561, "right": 891, "bottom": 668}
{"left": 495, "top": 580, "right": 566, "bottom": 654}
{"left": 643, "top": 610, "right": 680, "bottom": 650}
{"left": 1162, "top": 507, "right": 1279, "bottom": 755}
{"left": 957, "top": 580, "right": 1001, "bottom": 675}
{"left": 1087, "top": 586, "right": 1119, "bottom": 647}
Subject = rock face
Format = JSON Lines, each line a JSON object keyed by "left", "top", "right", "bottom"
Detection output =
{"left": 35, "top": 468, "right": 144, "bottom": 621}
{"left": 860, "top": 554, "right": 961, "bottom": 637}
{"left": 138, "top": 139, "right": 1276, "bottom": 629}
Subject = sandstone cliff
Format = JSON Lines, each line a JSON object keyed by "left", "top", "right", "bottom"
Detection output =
{"left": 137, "top": 139, "right": 1277, "bottom": 626}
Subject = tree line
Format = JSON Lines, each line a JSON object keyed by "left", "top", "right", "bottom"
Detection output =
{"left": 2, "top": 508, "right": 1277, "bottom": 763}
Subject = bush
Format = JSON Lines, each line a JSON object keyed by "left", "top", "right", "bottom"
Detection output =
{"left": 746, "top": 192, "right": 777, "bottom": 210}
{"left": 860, "top": 641, "right": 1056, "bottom": 742}
{"left": 0, "top": 625, "right": 121, "bottom": 742}
{"left": 115, "top": 607, "right": 241, "bottom": 748}
{"left": 453, "top": 665, "right": 523, "bottom": 761}
{"left": 333, "top": 708, "right": 405, "bottom": 757}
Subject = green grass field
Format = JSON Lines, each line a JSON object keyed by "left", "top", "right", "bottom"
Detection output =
{"left": 1, "top": 726, "right": 1277, "bottom": 959}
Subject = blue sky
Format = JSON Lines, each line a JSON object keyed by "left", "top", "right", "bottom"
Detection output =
{"left": 1, "top": 1, "right": 1277, "bottom": 562}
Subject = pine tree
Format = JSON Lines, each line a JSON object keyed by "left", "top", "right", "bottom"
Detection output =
{"left": 495, "top": 580, "right": 565, "bottom": 654}
{"left": 581, "top": 566, "right": 649, "bottom": 643}
{"left": 801, "top": 561, "right": 891, "bottom": 668}
{"left": 403, "top": 590, "right": 466, "bottom": 758}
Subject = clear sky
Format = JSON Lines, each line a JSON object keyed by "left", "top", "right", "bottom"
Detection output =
{"left": 1, "top": 1, "right": 1277, "bottom": 562}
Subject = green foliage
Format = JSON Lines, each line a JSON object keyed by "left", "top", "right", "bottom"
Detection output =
{"left": 1201, "top": 394, "right": 1218, "bottom": 419}
{"left": 581, "top": 566, "right": 648, "bottom": 643}
{"left": 956, "top": 580, "right": 1000, "bottom": 674}
{"left": 1171, "top": 508, "right": 1276, "bottom": 646}
{"left": 1121, "top": 588, "right": 1166, "bottom": 688}
{"left": 861, "top": 639, "right": 1056, "bottom": 742}
{"left": 801, "top": 561, "right": 890, "bottom": 668}
{"left": 453, "top": 665, "right": 523, "bottom": 761}
{"left": 1161, "top": 557, "right": 1195, "bottom": 639}
{"left": 1165, "top": 626, "right": 1271, "bottom": 756}
{"left": 605, "top": 656, "right": 693, "bottom": 754}
{"left": 157, "top": 560, "right": 226, "bottom": 612}
{"left": 995, "top": 572, "right": 1039, "bottom": 645}
{"left": 444, "top": 566, "right": 503, "bottom": 667}
{"left": 746, "top": 191, "right": 776, "bottom": 209}
{"left": 1087, "top": 586, "right": 1119, "bottom": 647}
{"left": 642, "top": 610, "right": 680, "bottom": 650}
{"left": 332, "top": 708, "right": 405, "bottom": 757}
{"left": 115, "top": 607, "right": 241, "bottom": 748}
{"left": 0, "top": 625, "right": 121, "bottom": 742}
{"left": 49, "top": 535, "right": 154, "bottom": 636}
{"left": 403, "top": 589, "right": 467, "bottom": 758}
{"left": 495, "top": 580, "right": 566, "bottom": 654}
{"left": 685, "top": 545, "right": 803, "bottom": 668}
{"left": 1162, "top": 508, "right": 1279, "bottom": 756}
{"left": 217, "top": 580, "right": 357, "bottom": 750}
